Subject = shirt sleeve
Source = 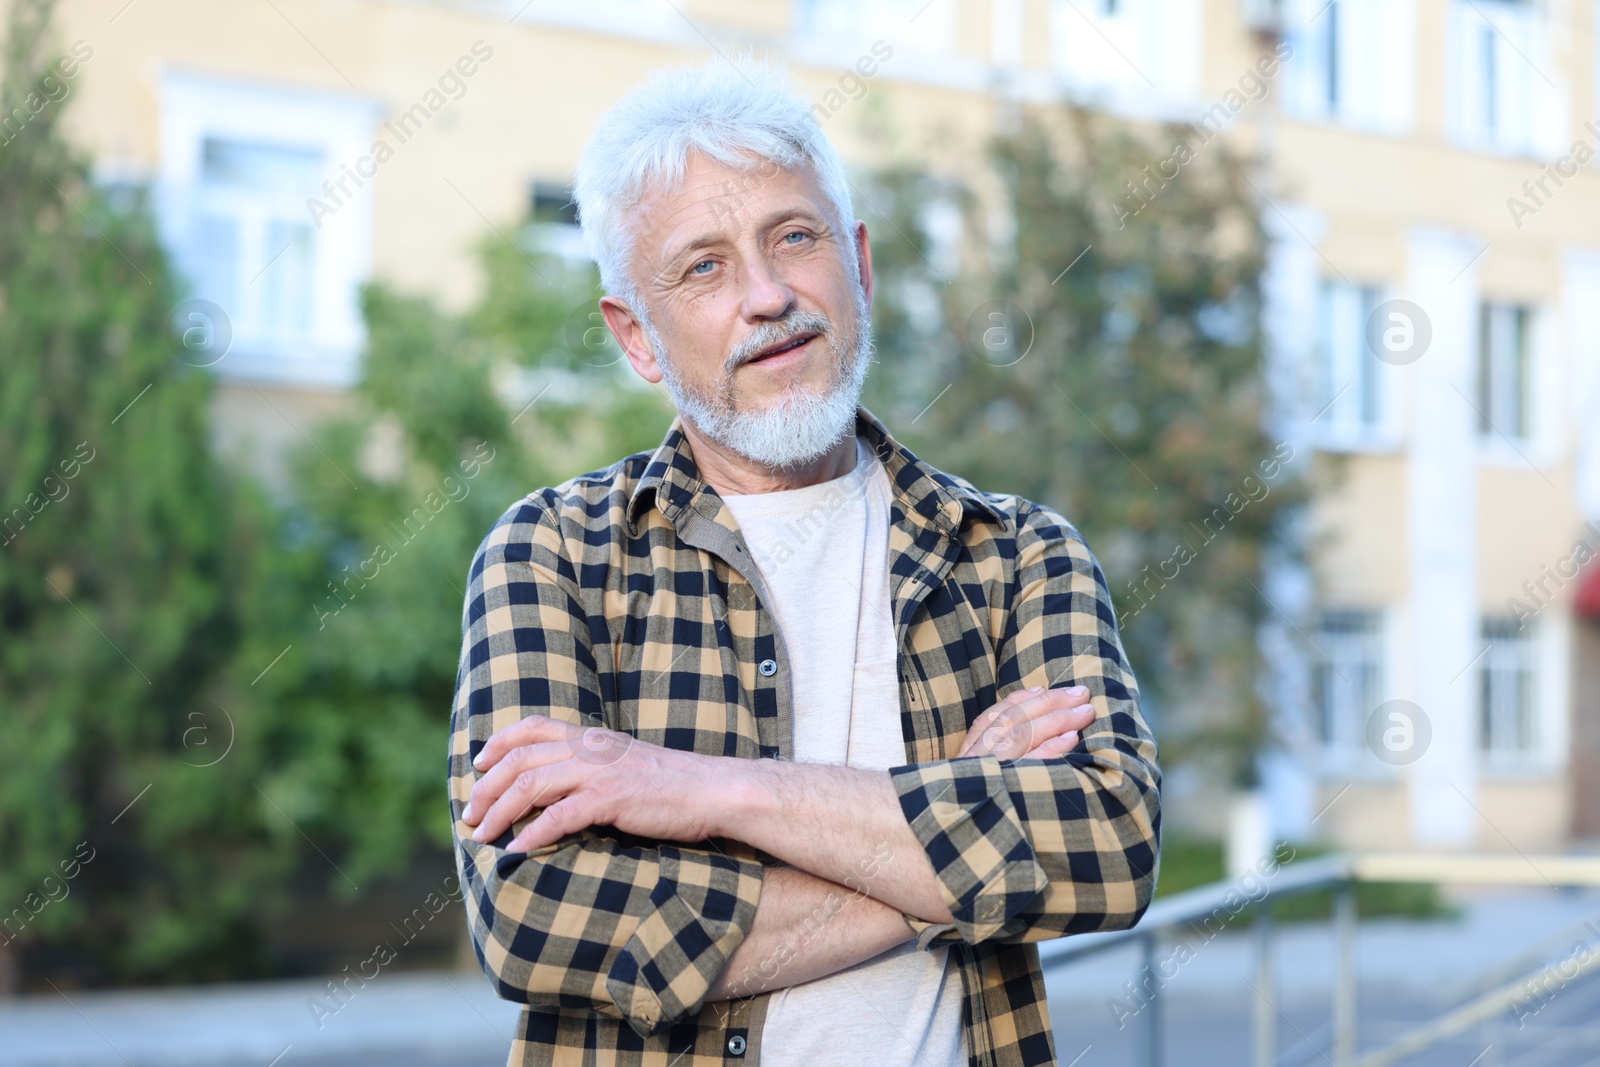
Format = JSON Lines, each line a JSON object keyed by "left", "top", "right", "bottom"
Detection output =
{"left": 889, "top": 501, "right": 1161, "bottom": 947}
{"left": 447, "top": 497, "right": 765, "bottom": 1036}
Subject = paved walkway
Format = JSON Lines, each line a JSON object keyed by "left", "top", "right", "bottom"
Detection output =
{"left": 3, "top": 888, "right": 1597, "bottom": 1066}
{"left": 0, "top": 971, "right": 519, "bottom": 1067}
{"left": 1043, "top": 887, "right": 1600, "bottom": 1067}
{"left": 1044, "top": 885, "right": 1600, "bottom": 1001}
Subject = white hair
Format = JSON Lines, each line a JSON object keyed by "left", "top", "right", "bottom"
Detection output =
{"left": 572, "top": 57, "right": 857, "bottom": 307}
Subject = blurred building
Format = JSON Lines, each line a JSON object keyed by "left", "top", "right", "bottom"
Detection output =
{"left": 41, "top": 0, "right": 1600, "bottom": 854}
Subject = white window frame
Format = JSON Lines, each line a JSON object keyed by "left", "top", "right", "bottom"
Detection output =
{"left": 1475, "top": 301, "right": 1532, "bottom": 441}
{"left": 525, "top": 179, "right": 589, "bottom": 264}
{"left": 917, "top": 195, "right": 964, "bottom": 279}
{"left": 1474, "top": 295, "right": 1563, "bottom": 469}
{"left": 1477, "top": 615, "right": 1542, "bottom": 773}
{"left": 793, "top": 0, "right": 954, "bottom": 57}
{"left": 157, "top": 70, "right": 380, "bottom": 388}
{"left": 1281, "top": 0, "right": 1416, "bottom": 135}
{"left": 507, "top": 0, "right": 679, "bottom": 44}
{"left": 1311, "top": 607, "right": 1396, "bottom": 778}
{"left": 1312, "top": 278, "right": 1400, "bottom": 451}
{"left": 1445, "top": 0, "right": 1565, "bottom": 157}
{"left": 1047, "top": 0, "right": 1203, "bottom": 105}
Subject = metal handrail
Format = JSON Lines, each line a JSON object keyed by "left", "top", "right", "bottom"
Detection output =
{"left": 1433, "top": 905, "right": 1600, "bottom": 1006}
{"left": 1037, "top": 854, "right": 1352, "bottom": 968}
{"left": 1038, "top": 851, "right": 1600, "bottom": 1067}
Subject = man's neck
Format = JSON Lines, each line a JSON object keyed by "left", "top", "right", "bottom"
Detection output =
{"left": 680, "top": 419, "right": 859, "bottom": 496}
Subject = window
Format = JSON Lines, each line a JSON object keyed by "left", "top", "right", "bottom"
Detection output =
{"left": 1476, "top": 302, "right": 1532, "bottom": 441}
{"left": 1282, "top": 0, "right": 1414, "bottom": 133}
{"left": 1313, "top": 280, "right": 1388, "bottom": 446}
{"left": 1479, "top": 617, "right": 1536, "bottom": 759}
{"left": 1446, "top": 0, "right": 1560, "bottom": 154}
{"left": 794, "top": 0, "right": 952, "bottom": 55}
{"left": 184, "top": 138, "right": 321, "bottom": 347}
{"left": 918, "top": 196, "right": 964, "bottom": 279}
{"left": 531, "top": 181, "right": 578, "bottom": 227}
{"left": 157, "top": 72, "right": 380, "bottom": 387}
{"left": 1312, "top": 609, "right": 1385, "bottom": 766}
{"left": 1286, "top": 0, "right": 1341, "bottom": 117}
{"left": 507, "top": 0, "right": 677, "bottom": 41}
{"left": 1048, "top": 0, "right": 1202, "bottom": 102}
{"left": 526, "top": 179, "right": 586, "bottom": 261}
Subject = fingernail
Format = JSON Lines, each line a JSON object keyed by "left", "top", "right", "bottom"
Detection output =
{"left": 473, "top": 753, "right": 486, "bottom": 769}
{"left": 1068, "top": 685, "right": 1089, "bottom": 696}
{"left": 1028, "top": 686, "right": 1044, "bottom": 694}
{"left": 470, "top": 827, "right": 485, "bottom": 842}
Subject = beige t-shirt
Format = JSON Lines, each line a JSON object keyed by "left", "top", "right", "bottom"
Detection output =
{"left": 720, "top": 435, "right": 966, "bottom": 1067}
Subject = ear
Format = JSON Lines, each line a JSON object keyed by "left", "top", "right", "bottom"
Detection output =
{"left": 599, "top": 296, "right": 662, "bottom": 384}
{"left": 852, "top": 220, "right": 874, "bottom": 309}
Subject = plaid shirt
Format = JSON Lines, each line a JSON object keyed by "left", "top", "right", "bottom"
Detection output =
{"left": 448, "top": 406, "right": 1161, "bottom": 1066}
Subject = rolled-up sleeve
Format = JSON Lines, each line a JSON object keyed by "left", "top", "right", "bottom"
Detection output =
{"left": 447, "top": 497, "right": 764, "bottom": 1036}
{"left": 889, "top": 502, "right": 1161, "bottom": 946}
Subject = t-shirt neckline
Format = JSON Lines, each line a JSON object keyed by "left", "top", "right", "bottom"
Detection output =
{"left": 719, "top": 436, "right": 876, "bottom": 505}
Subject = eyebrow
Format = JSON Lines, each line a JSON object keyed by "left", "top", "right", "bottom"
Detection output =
{"left": 661, "top": 206, "right": 831, "bottom": 273}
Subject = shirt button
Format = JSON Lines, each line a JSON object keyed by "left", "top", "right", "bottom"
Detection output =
{"left": 727, "top": 1034, "right": 747, "bottom": 1056}
{"left": 758, "top": 659, "right": 778, "bottom": 677}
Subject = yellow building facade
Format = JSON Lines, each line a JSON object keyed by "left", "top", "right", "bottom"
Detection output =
{"left": 34, "top": 0, "right": 1600, "bottom": 854}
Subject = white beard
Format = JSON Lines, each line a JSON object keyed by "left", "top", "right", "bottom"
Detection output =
{"left": 648, "top": 282, "right": 874, "bottom": 471}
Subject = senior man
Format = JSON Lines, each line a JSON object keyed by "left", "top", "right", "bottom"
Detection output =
{"left": 449, "top": 59, "right": 1160, "bottom": 1067}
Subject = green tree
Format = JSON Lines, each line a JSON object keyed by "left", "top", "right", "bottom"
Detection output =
{"left": 0, "top": 0, "right": 667, "bottom": 992}
{"left": 862, "top": 106, "right": 1307, "bottom": 788}
{"left": 0, "top": 0, "right": 289, "bottom": 989}
{"left": 240, "top": 227, "right": 672, "bottom": 899}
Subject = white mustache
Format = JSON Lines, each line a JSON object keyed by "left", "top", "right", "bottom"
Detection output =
{"left": 727, "top": 310, "right": 834, "bottom": 371}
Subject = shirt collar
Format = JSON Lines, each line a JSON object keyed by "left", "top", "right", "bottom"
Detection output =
{"left": 625, "top": 405, "right": 1003, "bottom": 539}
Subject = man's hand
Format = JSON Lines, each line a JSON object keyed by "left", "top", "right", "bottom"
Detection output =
{"left": 461, "top": 685, "right": 1093, "bottom": 855}
{"left": 957, "top": 685, "right": 1095, "bottom": 760}
{"left": 460, "top": 717, "right": 723, "bottom": 853}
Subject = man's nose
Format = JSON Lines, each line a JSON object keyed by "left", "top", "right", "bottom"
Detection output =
{"left": 739, "top": 254, "right": 795, "bottom": 322}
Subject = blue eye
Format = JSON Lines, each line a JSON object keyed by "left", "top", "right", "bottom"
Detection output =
{"left": 691, "top": 260, "right": 715, "bottom": 275}
{"left": 783, "top": 231, "right": 807, "bottom": 244}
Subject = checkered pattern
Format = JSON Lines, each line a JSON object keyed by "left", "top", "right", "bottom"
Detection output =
{"left": 448, "top": 406, "right": 1161, "bottom": 1066}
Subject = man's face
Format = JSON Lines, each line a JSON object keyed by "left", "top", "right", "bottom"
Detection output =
{"left": 600, "top": 151, "right": 875, "bottom": 469}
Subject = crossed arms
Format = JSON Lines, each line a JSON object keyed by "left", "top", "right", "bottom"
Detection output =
{"left": 446, "top": 496, "right": 1161, "bottom": 1036}
{"left": 460, "top": 685, "right": 1094, "bottom": 1001}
